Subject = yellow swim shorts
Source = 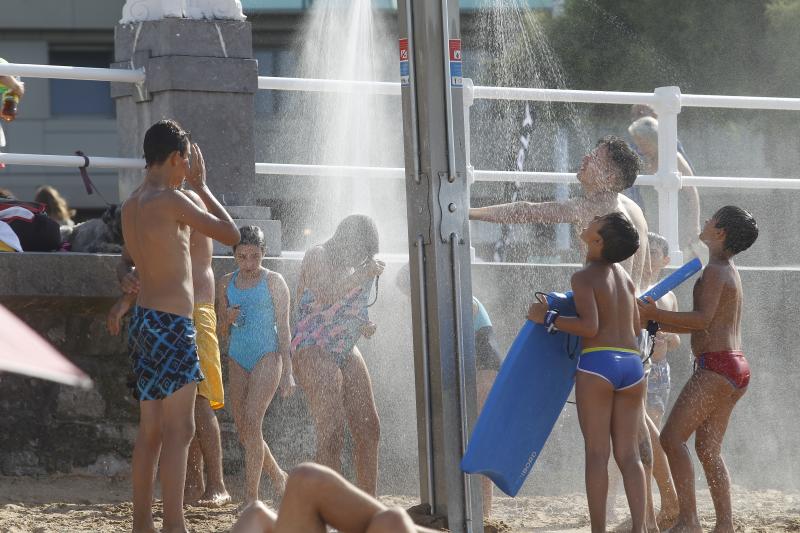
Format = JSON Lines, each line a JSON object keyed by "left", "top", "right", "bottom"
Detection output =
{"left": 193, "top": 303, "right": 224, "bottom": 410}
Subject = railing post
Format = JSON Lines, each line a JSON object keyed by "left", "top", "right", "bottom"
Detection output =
{"left": 653, "top": 86, "right": 684, "bottom": 265}
{"left": 463, "top": 77, "right": 475, "bottom": 186}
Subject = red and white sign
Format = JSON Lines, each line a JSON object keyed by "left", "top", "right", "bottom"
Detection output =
{"left": 449, "top": 39, "right": 462, "bottom": 62}
{"left": 399, "top": 38, "right": 409, "bottom": 61}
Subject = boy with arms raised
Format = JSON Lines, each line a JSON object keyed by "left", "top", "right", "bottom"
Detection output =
{"left": 529, "top": 212, "right": 647, "bottom": 533}
{"left": 123, "top": 120, "right": 239, "bottom": 533}
{"left": 639, "top": 206, "right": 758, "bottom": 533}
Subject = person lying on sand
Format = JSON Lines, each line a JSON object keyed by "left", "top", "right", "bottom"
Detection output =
{"left": 231, "top": 463, "right": 440, "bottom": 533}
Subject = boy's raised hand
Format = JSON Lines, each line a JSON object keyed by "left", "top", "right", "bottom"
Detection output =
{"left": 186, "top": 142, "right": 207, "bottom": 190}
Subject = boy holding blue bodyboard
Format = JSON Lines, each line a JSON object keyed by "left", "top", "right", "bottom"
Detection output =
{"left": 527, "top": 212, "right": 647, "bottom": 533}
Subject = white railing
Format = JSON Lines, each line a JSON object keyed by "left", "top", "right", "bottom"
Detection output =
{"left": 0, "top": 62, "right": 145, "bottom": 84}
{"left": 254, "top": 76, "right": 800, "bottom": 263}
{"left": 2, "top": 62, "right": 799, "bottom": 262}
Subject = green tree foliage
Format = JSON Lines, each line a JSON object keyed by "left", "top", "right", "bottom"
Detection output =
{"left": 765, "top": 0, "right": 800, "bottom": 96}
{"left": 543, "top": 0, "right": 771, "bottom": 95}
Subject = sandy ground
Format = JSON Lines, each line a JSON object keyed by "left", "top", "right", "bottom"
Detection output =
{"left": 0, "top": 474, "right": 798, "bottom": 532}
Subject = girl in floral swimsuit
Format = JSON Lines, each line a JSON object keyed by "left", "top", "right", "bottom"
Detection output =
{"left": 291, "top": 214, "right": 384, "bottom": 495}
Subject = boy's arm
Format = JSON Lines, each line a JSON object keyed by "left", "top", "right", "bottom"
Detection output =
{"left": 640, "top": 265, "right": 726, "bottom": 330}
{"left": 181, "top": 143, "right": 240, "bottom": 246}
{"left": 116, "top": 246, "right": 140, "bottom": 294}
{"left": 469, "top": 198, "right": 582, "bottom": 225}
{"left": 529, "top": 271, "right": 599, "bottom": 338}
{"left": 216, "top": 274, "right": 233, "bottom": 339}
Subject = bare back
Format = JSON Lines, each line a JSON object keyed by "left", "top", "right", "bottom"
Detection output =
{"left": 579, "top": 262, "right": 640, "bottom": 351}
{"left": 122, "top": 185, "right": 194, "bottom": 317}
{"left": 573, "top": 193, "right": 650, "bottom": 291}
{"left": 182, "top": 189, "right": 215, "bottom": 305}
{"left": 690, "top": 262, "right": 742, "bottom": 354}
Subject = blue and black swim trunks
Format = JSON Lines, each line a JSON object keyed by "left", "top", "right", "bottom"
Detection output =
{"left": 128, "top": 306, "right": 204, "bottom": 401}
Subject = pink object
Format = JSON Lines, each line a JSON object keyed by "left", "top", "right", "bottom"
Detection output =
{"left": 0, "top": 304, "right": 93, "bottom": 388}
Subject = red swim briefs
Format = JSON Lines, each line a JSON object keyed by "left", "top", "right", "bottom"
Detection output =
{"left": 695, "top": 350, "right": 750, "bottom": 389}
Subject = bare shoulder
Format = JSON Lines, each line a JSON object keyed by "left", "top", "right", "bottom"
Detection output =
{"left": 218, "top": 271, "right": 234, "bottom": 289}
{"left": 571, "top": 267, "right": 595, "bottom": 288}
{"left": 266, "top": 269, "right": 288, "bottom": 289}
{"left": 180, "top": 188, "right": 205, "bottom": 210}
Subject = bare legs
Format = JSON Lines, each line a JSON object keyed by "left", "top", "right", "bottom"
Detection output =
{"left": 476, "top": 369, "right": 498, "bottom": 518}
{"left": 659, "top": 370, "right": 745, "bottom": 533}
{"left": 293, "top": 346, "right": 381, "bottom": 495}
{"left": 132, "top": 383, "right": 197, "bottom": 533}
{"left": 576, "top": 372, "right": 646, "bottom": 533}
{"left": 229, "top": 356, "right": 286, "bottom": 505}
{"left": 646, "top": 408, "right": 678, "bottom": 529}
{"left": 185, "top": 396, "right": 230, "bottom": 505}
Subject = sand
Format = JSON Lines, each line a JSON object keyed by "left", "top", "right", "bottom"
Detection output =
{"left": 0, "top": 474, "right": 798, "bottom": 532}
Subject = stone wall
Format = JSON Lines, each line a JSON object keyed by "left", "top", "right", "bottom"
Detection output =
{"left": 1, "top": 253, "right": 798, "bottom": 495}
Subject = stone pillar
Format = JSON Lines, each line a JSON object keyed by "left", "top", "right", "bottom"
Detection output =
{"left": 111, "top": 2, "right": 279, "bottom": 254}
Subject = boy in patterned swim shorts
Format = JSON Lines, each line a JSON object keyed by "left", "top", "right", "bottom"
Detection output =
{"left": 121, "top": 120, "right": 239, "bottom": 533}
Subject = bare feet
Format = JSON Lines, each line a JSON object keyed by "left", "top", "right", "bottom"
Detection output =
{"left": 197, "top": 489, "right": 232, "bottom": 508}
{"left": 657, "top": 508, "right": 679, "bottom": 531}
{"left": 664, "top": 519, "right": 702, "bottom": 533}
{"left": 271, "top": 469, "right": 288, "bottom": 500}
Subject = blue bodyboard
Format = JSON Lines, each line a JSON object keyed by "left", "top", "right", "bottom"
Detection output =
{"left": 461, "top": 258, "right": 703, "bottom": 497}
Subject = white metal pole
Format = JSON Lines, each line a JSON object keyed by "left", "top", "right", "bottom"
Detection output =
{"left": 0, "top": 63, "right": 145, "bottom": 84}
{"left": 653, "top": 86, "right": 683, "bottom": 265}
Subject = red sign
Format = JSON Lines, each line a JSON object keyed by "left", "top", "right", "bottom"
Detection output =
{"left": 399, "top": 38, "right": 409, "bottom": 61}
{"left": 449, "top": 39, "right": 462, "bottom": 62}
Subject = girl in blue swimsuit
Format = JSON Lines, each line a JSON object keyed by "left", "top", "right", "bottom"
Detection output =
{"left": 218, "top": 226, "right": 294, "bottom": 505}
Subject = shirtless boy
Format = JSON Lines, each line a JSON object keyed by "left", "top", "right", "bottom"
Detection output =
{"left": 529, "top": 212, "right": 646, "bottom": 532}
{"left": 639, "top": 206, "right": 758, "bottom": 533}
{"left": 110, "top": 184, "right": 232, "bottom": 507}
{"left": 122, "top": 120, "right": 239, "bottom": 533}
{"left": 469, "top": 136, "right": 649, "bottom": 289}
{"left": 470, "top": 136, "right": 660, "bottom": 527}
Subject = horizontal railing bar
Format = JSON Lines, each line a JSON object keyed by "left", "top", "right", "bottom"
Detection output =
{"left": 0, "top": 153, "right": 145, "bottom": 170}
{"left": 257, "top": 76, "right": 400, "bottom": 95}
{"left": 471, "top": 86, "right": 658, "bottom": 106}
{"left": 680, "top": 94, "right": 800, "bottom": 111}
{"left": 0, "top": 62, "right": 145, "bottom": 84}
{"left": 4, "top": 155, "right": 800, "bottom": 191}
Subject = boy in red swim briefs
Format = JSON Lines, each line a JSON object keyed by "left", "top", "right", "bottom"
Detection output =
{"left": 639, "top": 205, "right": 758, "bottom": 533}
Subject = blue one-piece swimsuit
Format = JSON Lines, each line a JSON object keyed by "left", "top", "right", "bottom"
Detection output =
{"left": 226, "top": 270, "right": 279, "bottom": 372}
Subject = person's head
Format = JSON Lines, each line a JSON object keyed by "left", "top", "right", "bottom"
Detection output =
{"left": 647, "top": 231, "right": 670, "bottom": 274}
{"left": 577, "top": 136, "right": 641, "bottom": 193}
{"left": 581, "top": 212, "right": 640, "bottom": 264}
{"left": 0, "top": 187, "right": 15, "bottom": 200}
{"left": 628, "top": 116, "right": 658, "bottom": 157}
{"left": 631, "top": 104, "right": 657, "bottom": 122}
{"left": 700, "top": 206, "right": 758, "bottom": 256}
{"left": 326, "top": 214, "right": 380, "bottom": 268}
{"left": 34, "top": 185, "right": 74, "bottom": 223}
{"left": 143, "top": 119, "right": 191, "bottom": 185}
{"left": 233, "top": 225, "right": 266, "bottom": 272}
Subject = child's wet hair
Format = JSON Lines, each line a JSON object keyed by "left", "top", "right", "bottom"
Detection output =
{"left": 328, "top": 214, "right": 380, "bottom": 265}
{"left": 713, "top": 206, "right": 758, "bottom": 255}
{"left": 143, "top": 119, "right": 190, "bottom": 167}
{"left": 234, "top": 225, "right": 266, "bottom": 254}
{"left": 597, "top": 212, "right": 640, "bottom": 263}
{"left": 598, "top": 135, "right": 641, "bottom": 191}
{"left": 648, "top": 231, "right": 669, "bottom": 257}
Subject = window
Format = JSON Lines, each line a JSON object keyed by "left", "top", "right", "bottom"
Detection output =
{"left": 49, "top": 49, "right": 115, "bottom": 117}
